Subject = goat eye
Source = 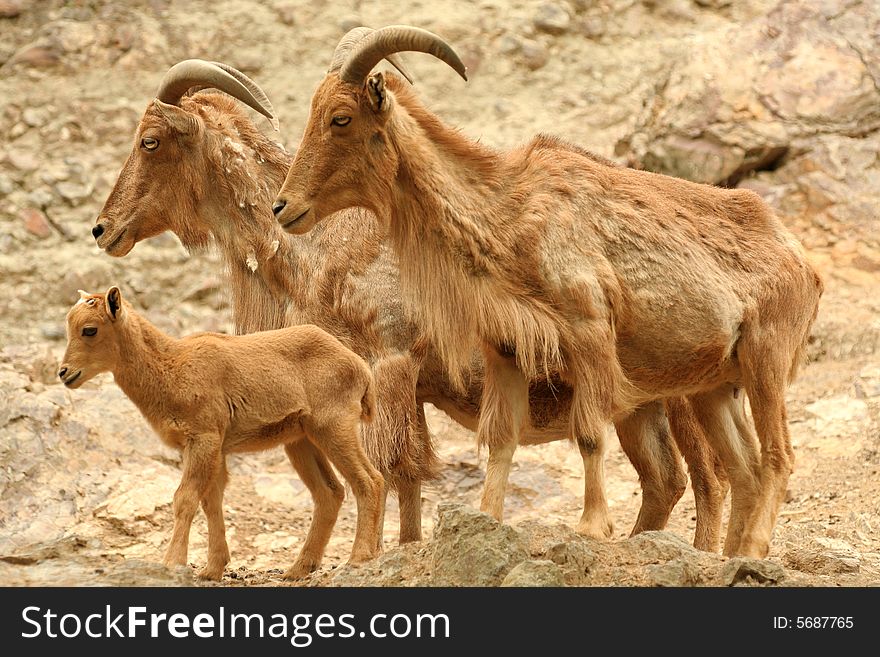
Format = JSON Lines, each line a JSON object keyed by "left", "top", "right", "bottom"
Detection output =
{"left": 82, "top": 327, "right": 97, "bottom": 337}
{"left": 331, "top": 116, "right": 351, "bottom": 127}
{"left": 141, "top": 137, "right": 159, "bottom": 150}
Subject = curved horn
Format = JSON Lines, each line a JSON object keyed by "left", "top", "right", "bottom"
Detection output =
{"left": 155, "top": 59, "right": 278, "bottom": 130}
{"left": 329, "top": 27, "right": 414, "bottom": 84}
{"left": 339, "top": 25, "right": 467, "bottom": 84}
{"left": 338, "top": 25, "right": 467, "bottom": 85}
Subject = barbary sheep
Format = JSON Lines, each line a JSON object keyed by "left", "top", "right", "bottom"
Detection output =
{"left": 92, "top": 59, "right": 727, "bottom": 550}
{"left": 272, "top": 26, "right": 822, "bottom": 557}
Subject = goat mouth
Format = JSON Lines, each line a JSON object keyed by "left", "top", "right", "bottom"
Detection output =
{"left": 100, "top": 228, "right": 130, "bottom": 256}
{"left": 282, "top": 208, "right": 312, "bottom": 234}
{"left": 62, "top": 371, "right": 82, "bottom": 388}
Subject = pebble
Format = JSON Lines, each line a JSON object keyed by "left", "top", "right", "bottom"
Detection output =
{"left": 55, "top": 181, "right": 93, "bottom": 206}
{"left": 27, "top": 188, "right": 54, "bottom": 208}
{"left": 0, "top": 0, "right": 22, "bottom": 19}
{"left": 533, "top": 3, "right": 571, "bottom": 35}
{"left": 9, "top": 43, "right": 62, "bottom": 68}
{"left": 0, "top": 173, "right": 14, "bottom": 195}
{"left": 7, "top": 149, "right": 39, "bottom": 173}
{"left": 520, "top": 39, "right": 549, "bottom": 70}
{"left": 21, "top": 207, "right": 52, "bottom": 238}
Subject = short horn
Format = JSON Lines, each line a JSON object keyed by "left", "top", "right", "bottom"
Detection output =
{"left": 155, "top": 59, "right": 278, "bottom": 129}
{"left": 338, "top": 25, "right": 466, "bottom": 86}
{"left": 329, "top": 27, "right": 414, "bottom": 85}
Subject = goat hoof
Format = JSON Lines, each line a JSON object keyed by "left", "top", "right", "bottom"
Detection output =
{"left": 197, "top": 566, "right": 224, "bottom": 581}
{"left": 283, "top": 561, "right": 319, "bottom": 580}
{"left": 575, "top": 516, "right": 614, "bottom": 540}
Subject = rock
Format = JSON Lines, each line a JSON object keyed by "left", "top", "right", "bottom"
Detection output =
{"left": 27, "top": 188, "right": 55, "bottom": 209}
{"left": 579, "top": 16, "right": 605, "bottom": 39}
{"left": 54, "top": 180, "right": 94, "bottom": 206}
{"left": 693, "top": 0, "right": 732, "bottom": 8}
{"left": 720, "top": 558, "right": 785, "bottom": 586}
{"left": 0, "top": 0, "right": 21, "bottom": 19}
{"left": 855, "top": 364, "right": 880, "bottom": 399}
{"left": 647, "top": 558, "right": 701, "bottom": 586}
{"left": 6, "top": 149, "right": 39, "bottom": 173}
{"left": 252, "top": 473, "right": 306, "bottom": 505}
{"left": 501, "top": 560, "right": 565, "bottom": 587}
{"left": 497, "top": 35, "right": 521, "bottom": 55}
{"left": 275, "top": 2, "right": 297, "bottom": 26}
{"left": 618, "top": 3, "right": 880, "bottom": 190}
{"left": 21, "top": 207, "right": 52, "bottom": 238}
{"left": 103, "top": 560, "right": 194, "bottom": 587}
{"left": 431, "top": 504, "right": 528, "bottom": 586}
{"left": 623, "top": 531, "right": 699, "bottom": 561}
{"left": 330, "top": 543, "right": 428, "bottom": 587}
{"left": 520, "top": 39, "right": 549, "bottom": 71}
{"left": 533, "top": 3, "right": 571, "bottom": 34}
{"left": 783, "top": 538, "right": 861, "bottom": 575}
{"left": 804, "top": 396, "right": 868, "bottom": 446}
{"left": 0, "top": 344, "right": 59, "bottom": 384}
{"left": 8, "top": 42, "right": 62, "bottom": 68}
{"left": 22, "top": 108, "right": 47, "bottom": 128}
{"left": 546, "top": 540, "right": 596, "bottom": 585}
{"left": 0, "top": 173, "right": 14, "bottom": 195}
{"left": 40, "top": 324, "right": 66, "bottom": 340}
{"left": 93, "top": 468, "right": 179, "bottom": 522}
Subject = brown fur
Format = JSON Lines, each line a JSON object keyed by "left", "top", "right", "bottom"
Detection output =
{"left": 274, "top": 67, "right": 822, "bottom": 558}
{"left": 58, "top": 287, "right": 384, "bottom": 580}
{"left": 95, "top": 86, "right": 726, "bottom": 549}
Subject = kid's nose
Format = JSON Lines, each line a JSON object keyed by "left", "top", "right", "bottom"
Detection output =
{"left": 58, "top": 366, "right": 68, "bottom": 379}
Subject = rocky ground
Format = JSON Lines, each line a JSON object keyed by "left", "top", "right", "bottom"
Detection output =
{"left": 1, "top": 0, "right": 878, "bottom": 586}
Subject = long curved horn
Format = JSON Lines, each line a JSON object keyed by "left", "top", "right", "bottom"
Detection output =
{"left": 329, "top": 27, "right": 414, "bottom": 84}
{"left": 155, "top": 59, "right": 278, "bottom": 130}
{"left": 338, "top": 25, "right": 467, "bottom": 85}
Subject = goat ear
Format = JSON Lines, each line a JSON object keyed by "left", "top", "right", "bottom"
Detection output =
{"left": 105, "top": 286, "right": 122, "bottom": 321}
{"left": 366, "top": 72, "right": 391, "bottom": 114}
{"left": 153, "top": 99, "right": 200, "bottom": 135}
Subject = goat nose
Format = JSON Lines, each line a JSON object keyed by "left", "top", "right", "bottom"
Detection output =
{"left": 272, "top": 200, "right": 287, "bottom": 216}
{"left": 92, "top": 223, "right": 105, "bottom": 239}
{"left": 58, "top": 367, "right": 67, "bottom": 379}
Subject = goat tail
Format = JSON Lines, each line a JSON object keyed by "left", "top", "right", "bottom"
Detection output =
{"left": 360, "top": 370, "right": 377, "bottom": 424}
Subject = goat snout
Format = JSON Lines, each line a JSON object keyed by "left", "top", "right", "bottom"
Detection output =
{"left": 58, "top": 366, "right": 68, "bottom": 379}
{"left": 272, "top": 199, "right": 287, "bottom": 216}
{"left": 92, "top": 223, "right": 105, "bottom": 239}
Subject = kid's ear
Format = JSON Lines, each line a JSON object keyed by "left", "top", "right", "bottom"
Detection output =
{"left": 106, "top": 286, "right": 122, "bottom": 321}
{"left": 366, "top": 71, "right": 391, "bottom": 114}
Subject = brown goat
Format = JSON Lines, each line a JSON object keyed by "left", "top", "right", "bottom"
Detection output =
{"left": 272, "top": 26, "right": 823, "bottom": 558}
{"left": 58, "top": 287, "right": 384, "bottom": 580}
{"left": 93, "top": 60, "right": 727, "bottom": 550}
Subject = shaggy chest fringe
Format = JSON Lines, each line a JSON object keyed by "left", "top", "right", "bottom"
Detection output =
{"left": 395, "top": 232, "right": 563, "bottom": 389}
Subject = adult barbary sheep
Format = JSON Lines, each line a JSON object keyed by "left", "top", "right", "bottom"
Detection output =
{"left": 92, "top": 59, "right": 726, "bottom": 550}
{"left": 58, "top": 287, "right": 384, "bottom": 580}
{"left": 272, "top": 25, "right": 823, "bottom": 558}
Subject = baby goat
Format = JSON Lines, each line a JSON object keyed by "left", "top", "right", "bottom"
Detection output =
{"left": 59, "top": 287, "right": 383, "bottom": 580}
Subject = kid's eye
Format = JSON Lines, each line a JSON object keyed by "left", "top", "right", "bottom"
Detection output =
{"left": 331, "top": 116, "right": 351, "bottom": 127}
{"left": 141, "top": 137, "right": 159, "bottom": 150}
{"left": 82, "top": 327, "right": 97, "bottom": 337}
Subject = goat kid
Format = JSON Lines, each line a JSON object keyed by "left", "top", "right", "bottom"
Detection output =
{"left": 59, "top": 287, "right": 384, "bottom": 580}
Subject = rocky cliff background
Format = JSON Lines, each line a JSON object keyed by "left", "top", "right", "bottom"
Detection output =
{"left": 0, "top": 0, "right": 878, "bottom": 586}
